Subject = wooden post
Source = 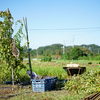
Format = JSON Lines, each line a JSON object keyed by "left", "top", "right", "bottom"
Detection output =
{"left": 11, "top": 66, "right": 14, "bottom": 85}
{"left": 6, "top": 8, "right": 14, "bottom": 85}
{"left": 23, "top": 17, "right": 33, "bottom": 79}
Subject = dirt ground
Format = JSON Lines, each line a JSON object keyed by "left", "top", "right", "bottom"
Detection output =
{"left": 0, "top": 84, "right": 31, "bottom": 99}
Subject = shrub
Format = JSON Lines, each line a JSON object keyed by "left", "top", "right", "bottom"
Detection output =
{"left": 61, "top": 54, "right": 68, "bottom": 60}
{"left": 88, "top": 62, "right": 92, "bottom": 64}
{"left": 65, "top": 69, "right": 100, "bottom": 94}
{"left": 41, "top": 56, "right": 52, "bottom": 62}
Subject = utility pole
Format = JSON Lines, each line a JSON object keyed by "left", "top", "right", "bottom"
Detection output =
{"left": 98, "top": 50, "right": 99, "bottom": 54}
{"left": 73, "top": 35, "right": 74, "bottom": 48}
{"left": 37, "top": 49, "right": 38, "bottom": 58}
{"left": 23, "top": 17, "right": 33, "bottom": 79}
{"left": 63, "top": 45, "right": 65, "bottom": 54}
{"left": 89, "top": 46, "right": 91, "bottom": 51}
{"left": 64, "top": 40, "right": 65, "bottom": 54}
{"left": 62, "top": 41, "right": 65, "bottom": 54}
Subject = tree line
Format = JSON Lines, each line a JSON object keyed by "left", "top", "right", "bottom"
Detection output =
{"left": 23, "top": 44, "right": 100, "bottom": 60}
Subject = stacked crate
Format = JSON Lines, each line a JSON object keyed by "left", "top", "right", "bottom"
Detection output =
{"left": 50, "top": 76, "right": 58, "bottom": 89}
{"left": 31, "top": 78, "right": 51, "bottom": 92}
{"left": 31, "top": 76, "right": 58, "bottom": 92}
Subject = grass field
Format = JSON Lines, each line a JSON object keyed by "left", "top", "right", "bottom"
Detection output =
{"left": 0, "top": 60, "right": 100, "bottom": 100}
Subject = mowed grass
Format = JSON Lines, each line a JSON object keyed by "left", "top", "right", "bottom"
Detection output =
{"left": 9, "top": 90, "right": 83, "bottom": 100}
{"left": 1, "top": 60, "right": 100, "bottom": 100}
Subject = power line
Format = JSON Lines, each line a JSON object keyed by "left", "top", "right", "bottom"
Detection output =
{"left": 13, "top": 27, "right": 100, "bottom": 32}
{"left": 27, "top": 27, "right": 100, "bottom": 31}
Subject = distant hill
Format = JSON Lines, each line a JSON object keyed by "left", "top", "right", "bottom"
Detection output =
{"left": 38, "top": 44, "right": 63, "bottom": 55}
{"left": 23, "top": 44, "right": 100, "bottom": 57}
{"left": 79, "top": 44, "right": 100, "bottom": 53}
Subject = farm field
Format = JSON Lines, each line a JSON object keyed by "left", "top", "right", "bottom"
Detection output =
{"left": 0, "top": 60, "right": 100, "bottom": 100}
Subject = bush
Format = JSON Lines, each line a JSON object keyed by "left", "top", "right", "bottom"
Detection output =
{"left": 65, "top": 69, "right": 100, "bottom": 94}
{"left": 95, "top": 56, "right": 100, "bottom": 60}
{"left": 88, "top": 62, "right": 92, "bottom": 64}
{"left": 41, "top": 56, "right": 52, "bottom": 62}
{"left": 61, "top": 54, "right": 68, "bottom": 60}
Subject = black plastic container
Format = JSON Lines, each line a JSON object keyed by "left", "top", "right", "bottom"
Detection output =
{"left": 63, "top": 67, "right": 86, "bottom": 76}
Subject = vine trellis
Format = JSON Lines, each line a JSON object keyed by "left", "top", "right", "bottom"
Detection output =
{"left": 0, "top": 8, "right": 26, "bottom": 85}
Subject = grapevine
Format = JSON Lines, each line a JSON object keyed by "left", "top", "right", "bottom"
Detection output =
{"left": 0, "top": 9, "right": 26, "bottom": 83}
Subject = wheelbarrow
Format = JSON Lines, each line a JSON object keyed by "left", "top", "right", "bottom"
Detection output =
{"left": 63, "top": 65, "right": 86, "bottom": 76}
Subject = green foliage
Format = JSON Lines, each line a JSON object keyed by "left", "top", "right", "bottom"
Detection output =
{"left": 0, "top": 9, "right": 26, "bottom": 82}
{"left": 78, "top": 56, "right": 89, "bottom": 60}
{"left": 41, "top": 53, "right": 52, "bottom": 62}
{"left": 88, "top": 53, "right": 92, "bottom": 57}
{"left": 95, "top": 55, "right": 100, "bottom": 60}
{"left": 2, "top": 60, "right": 100, "bottom": 100}
{"left": 88, "top": 62, "right": 92, "bottom": 64}
{"left": 41, "top": 56, "right": 52, "bottom": 62}
{"left": 78, "top": 55, "right": 100, "bottom": 60}
{"left": 23, "top": 46, "right": 33, "bottom": 58}
{"left": 30, "top": 49, "right": 36, "bottom": 57}
{"left": 24, "top": 44, "right": 100, "bottom": 58}
{"left": 29, "top": 63, "right": 67, "bottom": 79}
{"left": 65, "top": 69, "right": 100, "bottom": 94}
{"left": 36, "top": 44, "right": 63, "bottom": 55}
{"left": 81, "top": 44, "right": 100, "bottom": 53}
{"left": 0, "top": 10, "right": 13, "bottom": 64}
{"left": 70, "top": 47, "right": 83, "bottom": 60}
{"left": 61, "top": 54, "right": 68, "bottom": 60}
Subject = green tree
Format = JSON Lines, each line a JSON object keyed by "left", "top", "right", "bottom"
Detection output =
{"left": 0, "top": 9, "right": 26, "bottom": 83}
{"left": 61, "top": 53, "right": 69, "bottom": 60}
{"left": 41, "top": 53, "right": 52, "bottom": 62}
{"left": 70, "top": 47, "right": 83, "bottom": 60}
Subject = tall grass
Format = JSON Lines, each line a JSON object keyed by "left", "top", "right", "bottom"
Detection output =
{"left": 27, "top": 61, "right": 68, "bottom": 80}
{"left": 1, "top": 60, "right": 100, "bottom": 82}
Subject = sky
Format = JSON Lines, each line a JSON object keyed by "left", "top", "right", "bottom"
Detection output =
{"left": 0, "top": 0, "right": 100, "bottom": 49}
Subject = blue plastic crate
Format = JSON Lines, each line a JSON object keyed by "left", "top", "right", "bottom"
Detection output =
{"left": 50, "top": 76, "right": 58, "bottom": 89}
{"left": 31, "top": 78, "right": 51, "bottom": 92}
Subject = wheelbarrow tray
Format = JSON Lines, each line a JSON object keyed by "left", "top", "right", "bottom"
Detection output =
{"left": 63, "top": 67, "right": 86, "bottom": 76}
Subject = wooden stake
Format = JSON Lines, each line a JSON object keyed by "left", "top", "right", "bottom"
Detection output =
{"left": 7, "top": 8, "right": 14, "bottom": 85}
{"left": 23, "top": 17, "right": 33, "bottom": 79}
